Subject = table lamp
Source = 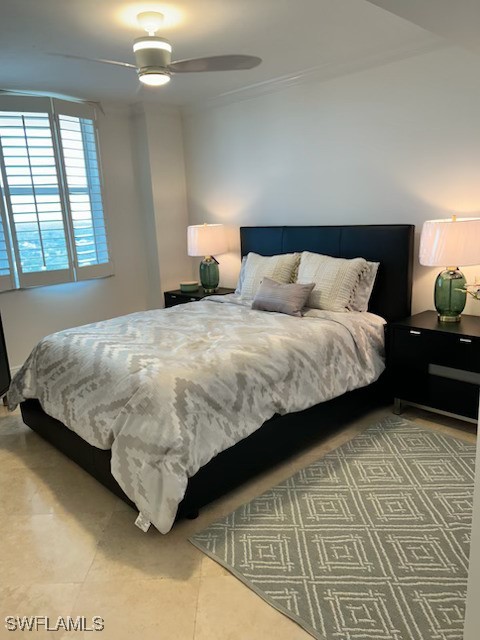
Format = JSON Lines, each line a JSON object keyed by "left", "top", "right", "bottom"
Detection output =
{"left": 419, "top": 215, "right": 480, "bottom": 322}
{"left": 187, "top": 223, "right": 227, "bottom": 293}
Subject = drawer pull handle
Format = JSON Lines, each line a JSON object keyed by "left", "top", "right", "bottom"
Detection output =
{"left": 459, "top": 338, "right": 472, "bottom": 343}
{"left": 409, "top": 330, "right": 421, "bottom": 335}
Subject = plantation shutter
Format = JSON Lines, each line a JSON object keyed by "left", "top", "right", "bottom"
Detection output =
{"left": 54, "top": 100, "right": 113, "bottom": 280}
{"left": 0, "top": 97, "right": 73, "bottom": 287}
{"left": 0, "top": 190, "right": 14, "bottom": 292}
{"left": 0, "top": 96, "right": 113, "bottom": 290}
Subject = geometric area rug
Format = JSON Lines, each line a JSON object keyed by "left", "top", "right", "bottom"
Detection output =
{"left": 189, "top": 417, "right": 476, "bottom": 640}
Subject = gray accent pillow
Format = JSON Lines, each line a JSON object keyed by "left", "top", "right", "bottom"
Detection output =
{"left": 252, "top": 278, "right": 315, "bottom": 317}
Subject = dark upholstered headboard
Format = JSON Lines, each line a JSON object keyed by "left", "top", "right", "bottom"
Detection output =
{"left": 240, "top": 225, "right": 414, "bottom": 322}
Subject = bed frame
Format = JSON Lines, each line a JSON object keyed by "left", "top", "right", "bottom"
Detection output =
{"left": 20, "top": 224, "right": 414, "bottom": 520}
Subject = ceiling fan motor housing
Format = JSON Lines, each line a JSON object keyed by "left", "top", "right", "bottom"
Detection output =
{"left": 133, "top": 36, "right": 172, "bottom": 72}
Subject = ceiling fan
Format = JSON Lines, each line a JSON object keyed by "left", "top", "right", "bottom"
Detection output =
{"left": 50, "top": 11, "right": 262, "bottom": 87}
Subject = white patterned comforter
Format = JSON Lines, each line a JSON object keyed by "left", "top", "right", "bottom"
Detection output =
{"left": 8, "top": 296, "right": 385, "bottom": 533}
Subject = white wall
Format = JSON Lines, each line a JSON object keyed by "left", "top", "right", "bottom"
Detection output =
{"left": 130, "top": 104, "right": 193, "bottom": 309}
{"left": 142, "top": 105, "right": 193, "bottom": 294}
{"left": 1, "top": 105, "right": 149, "bottom": 370}
{"left": 131, "top": 107, "right": 163, "bottom": 310}
{"left": 183, "top": 46, "right": 480, "bottom": 316}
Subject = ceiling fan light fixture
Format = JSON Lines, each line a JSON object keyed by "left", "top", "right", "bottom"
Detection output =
{"left": 133, "top": 37, "right": 172, "bottom": 54}
{"left": 134, "top": 36, "right": 172, "bottom": 72}
{"left": 138, "top": 70, "right": 171, "bottom": 87}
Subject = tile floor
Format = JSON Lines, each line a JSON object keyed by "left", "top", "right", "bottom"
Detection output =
{"left": 0, "top": 404, "right": 476, "bottom": 640}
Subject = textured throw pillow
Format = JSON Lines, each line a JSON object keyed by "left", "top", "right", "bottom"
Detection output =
{"left": 297, "top": 251, "right": 368, "bottom": 312}
{"left": 348, "top": 261, "right": 380, "bottom": 312}
{"left": 252, "top": 278, "right": 315, "bottom": 317}
{"left": 239, "top": 252, "right": 300, "bottom": 299}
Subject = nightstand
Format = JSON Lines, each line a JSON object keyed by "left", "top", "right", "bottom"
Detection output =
{"left": 387, "top": 310, "right": 480, "bottom": 423}
{"left": 164, "top": 287, "right": 235, "bottom": 308}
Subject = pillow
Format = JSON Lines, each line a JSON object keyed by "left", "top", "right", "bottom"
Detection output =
{"left": 252, "top": 278, "right": 315, "bottom": 317}
{"left": 297, "top": 251, "right": 368, "bottom": 312}
{"left": 239, "top": 252, "right": 299, "bottom": 299}
{"left": 234, "top": 256, "right": 247, "bottom": 294}
{"left": 348, "top": 261, "right": 379, "bottom": 312}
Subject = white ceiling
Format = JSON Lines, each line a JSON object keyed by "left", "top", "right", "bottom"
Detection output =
{"left": 0, "top": 0, "right": 444, "bottom": 106}
{"left": 368, "top": 0, "right": 480, "bottom": 57}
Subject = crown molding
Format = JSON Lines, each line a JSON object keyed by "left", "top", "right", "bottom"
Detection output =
{"left": 181, "top": 37, "right": 447, "bottom": 117}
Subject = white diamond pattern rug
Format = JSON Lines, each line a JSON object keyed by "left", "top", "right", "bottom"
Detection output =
{"left": 189, "top": 416, "right": 476, "bottom": 640}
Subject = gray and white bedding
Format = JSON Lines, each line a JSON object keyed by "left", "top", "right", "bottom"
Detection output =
{"left": 8, "top": 295, "right": 385, "bottom": 533}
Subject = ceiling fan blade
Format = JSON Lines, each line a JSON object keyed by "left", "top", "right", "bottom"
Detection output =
{"left": 48, "top": 53, "right": 136, "bottom": 69}
{"left": 0, "top": 89, "right": 49, "bottom": 97}
{"left": 168, "top": 55, "right": 261, "bottom": 73}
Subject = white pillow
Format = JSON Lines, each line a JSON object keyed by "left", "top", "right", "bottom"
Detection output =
{"left": 297, "top": 251, "right": 368, "bottom": 312}
{"left": 348, "top": 261, "right": 379, "bottom": 312}
{"left": 239, "top": 252, "right": 299, "bottom": 299}
{"left": 234, "top": 256, "right": 247, "bottom": 294}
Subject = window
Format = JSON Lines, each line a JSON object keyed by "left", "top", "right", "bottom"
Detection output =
{"left": 0, "top": 96, "right": 113, "bottom": 290}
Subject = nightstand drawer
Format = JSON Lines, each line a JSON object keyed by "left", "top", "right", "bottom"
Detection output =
{"left": 430, "top": 332, "right": 480, "bottom": 373}
{"left": 391, "top": 326, "right": 480, "bottom": 373}
{"left": 164, "top": 293, "right": 191, "bottom": 307}
{"left": 390, "top": 327, "right": 432, "bottom": 370}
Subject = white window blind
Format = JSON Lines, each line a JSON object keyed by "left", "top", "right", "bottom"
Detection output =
{"left": 0, "top": 193, "right": 14, "bottom": 291}
{"left": 0, "top": 97, "right": 113, "bottom": 290}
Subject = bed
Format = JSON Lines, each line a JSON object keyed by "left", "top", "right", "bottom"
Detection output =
{"left": 11, "top": 224, "right": 414, "bottom": 532}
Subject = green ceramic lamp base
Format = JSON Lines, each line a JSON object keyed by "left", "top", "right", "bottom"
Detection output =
{"left": 199, "top": 256, "right": 219, "bottom": 293}
{"left": 434, "top": 268, "right": 466, "bottom": 323}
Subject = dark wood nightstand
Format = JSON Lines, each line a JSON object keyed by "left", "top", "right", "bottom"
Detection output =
{"left": 387, "top": 310, "right": 480, "bottom": 423}
{"left": 164, "top": 287, "right": 235, "bottom": 308}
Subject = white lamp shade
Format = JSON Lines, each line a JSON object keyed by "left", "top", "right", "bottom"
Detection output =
{"left": 187, "top": 224, "right": 227, "bottom": 257}
{"left": 419, "top": 217, "right": 480, "bottom": 267}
